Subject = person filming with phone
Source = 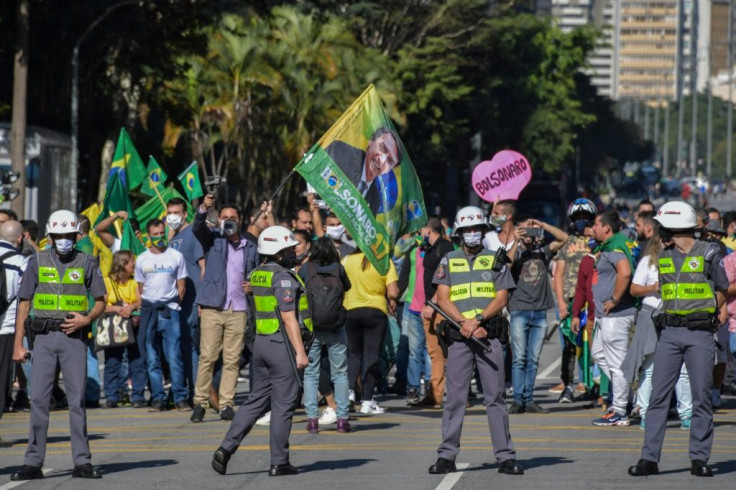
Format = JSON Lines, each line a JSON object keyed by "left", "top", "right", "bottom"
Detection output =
{"left": 507, "top": 216, "right": 568, "bottom": 415}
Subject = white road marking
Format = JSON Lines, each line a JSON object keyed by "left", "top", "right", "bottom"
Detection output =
{"left": 0, "top": 468, "right": 53, "bottom": 490}
{"left": 537, "top": 356, "right": 561, "bottom": 380}
{"left": 434, "top": 462, "right": 470, "bottom": 490}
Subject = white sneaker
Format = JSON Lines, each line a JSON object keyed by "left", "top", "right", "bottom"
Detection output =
{"left": 360, "top": 400, "right": 385, "bottom": 415}
{"left": 319, "top": 407, "right": 337, "bottom": 425}
{"left": 256, "top": 411, "right": 271, "bottom": 426}
{"left": 348, "top": 390, "right": 355, "bottom": 403}
{"left": 712, "top": 390, "right": 723, "bottom": 409}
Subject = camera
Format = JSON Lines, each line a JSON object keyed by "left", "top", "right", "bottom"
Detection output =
{"left": 205, "top": 175, "right": 227, "bottom": 195}
{"left": 522, "top": 227, "right": 544, "bottom": 238}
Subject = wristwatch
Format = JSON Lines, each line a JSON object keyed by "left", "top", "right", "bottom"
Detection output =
{"left": 475, "top": 314, "right": 485, "bottom": 323}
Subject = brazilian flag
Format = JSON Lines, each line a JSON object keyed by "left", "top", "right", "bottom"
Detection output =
{"left": 177, "top": 161, "right": 203, "bottom": 201}
{"left": 141, "top": 156, "right": 168, "bottom": 197}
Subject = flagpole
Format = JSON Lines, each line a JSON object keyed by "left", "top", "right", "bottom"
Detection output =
{"left": 151, "top": 183, "right": 167, "bottom": 215}
{"left": 251, "top": 170, "right": 296, "bottom": 223}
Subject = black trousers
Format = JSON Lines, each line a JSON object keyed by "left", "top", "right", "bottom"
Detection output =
{"left": 346, "top": 307, "right": 387, "bottom": 402}
{"left": 0, "top": 334, "right": 14, "bottom": 419}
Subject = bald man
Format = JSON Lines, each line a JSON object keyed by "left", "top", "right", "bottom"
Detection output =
{"left": 0, "top": 220, "right": 28, "bottom": 447}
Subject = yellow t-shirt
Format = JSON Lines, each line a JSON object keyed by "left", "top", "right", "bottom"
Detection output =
{"left": 722, "top": 236, "right": 736, "bottom": 251}
{"left": 342, "top": 253, "right": 398, "bottom": 315}
{"left": 104, "top": 277, "right": 138, "bottom": 306}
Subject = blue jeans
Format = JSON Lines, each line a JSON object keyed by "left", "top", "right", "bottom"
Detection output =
{"left": 510, "top": 309, "right": 547, "bottom": 405}
{"left": 731, "top": 331, "right": 736, "bottom": 356}
{"left": 304, "top": 327, "right": 349, "bottom": 419}
{"left": 404, "top": 303, "right": 430, "bottom": 392}
{"left": 85, "top": 340, "right": 100, "bottom": 402}
{"left": 103, "top": 336, "right": 147, "bottom": 404}
{"left": 145, "top": 309, "right": 187, "bottom": 403}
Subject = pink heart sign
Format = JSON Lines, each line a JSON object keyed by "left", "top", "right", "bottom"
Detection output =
{"left": 471, "top": 150, "right": 532, "bottom": 202}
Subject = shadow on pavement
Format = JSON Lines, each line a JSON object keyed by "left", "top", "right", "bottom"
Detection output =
{"left": 299, "top": 458, "right": 377, "bottom": 473}
{"left": 100, "top": 459, "right": 178, "bottom": 474}
{"left": 713, "top": 460, "right": 736, "bottom": 475}
{"left": 351, "top": 422, "right": 399, "bottom": 432}
{"left": 463, "top": 456, "right": 573, "bottom": 472}
{"left": 46, "top": 433, "right": 106, "bottom": 444}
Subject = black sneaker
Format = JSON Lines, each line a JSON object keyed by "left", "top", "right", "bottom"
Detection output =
{"left": 191, "top": 404, "right": 205, "bottom": 423}
{"left": 103, "top": 400, "right": 118, "bottom": 409}
{"left": 220, "top": 406, "right": 235, "bottom": 421}
{"left": 507, "top": 402, "right": 525, "bottom": 414}
{"left": 525, "top": 402, "right": 550, "bottom": 414}
{"left": 11, "top": 390, "right": 30, "bottom": 412}
{"left": 72, "top": 463, "right": 102, "bottom": 479}
{"left": 175, "top": 400, "right": 191, "bottom": 412}
{"left": 406, "top": 388, "right": 421, "bottom": 405}
{"left": 558, "top": 387, "right": 574, "bottom": 403}
{"left": 10, "top": 465, "right": 44, "bottom": 481}
{"left": 148, "top": 400, "right": 166, "bottom": 412}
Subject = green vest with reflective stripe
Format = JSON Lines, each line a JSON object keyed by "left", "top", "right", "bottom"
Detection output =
{"left": 658, "top": 240, "right": 717, "bottom": 315}
{"left": 446, "top": 249, "right": 497, "bottom": 319}
{"left": 251, "top": 263, "right": 313, "bottom": 335}
{"left": 33, "top": 250, "right": 89, "bottom": 320}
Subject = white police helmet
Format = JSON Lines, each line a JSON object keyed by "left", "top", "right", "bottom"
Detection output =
{"left": 454, "top": 206, "right": 490, "bottom": 233}
{"left": 654, "top": 201, "right": 697, "bottom": 229}
{"left": 258, "top": 225, "right": 300, "bottom": 256}
{"left": 46, "top": 210, "right": 80, "bottom": 236}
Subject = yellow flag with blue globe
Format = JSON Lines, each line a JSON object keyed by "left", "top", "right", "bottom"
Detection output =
{"left": 177, "top": 161, "right": 203, "bottom": 201}
{"left": 295, "top": 85, "right": 427, "bottom": 275}
{"left": 141, "top": 156, "right": 168, "bottom": 197}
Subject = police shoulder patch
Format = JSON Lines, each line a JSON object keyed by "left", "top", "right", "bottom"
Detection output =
{"left": 434, "top": 264, "right": 446, "bottom": 279}
{"left": 704, "top": 244, "right": 719, "bottom": 262}
{"left": 280, "top": 280, "right": 292, "bottom": 288}
{"left": 282, "top": 289, "right": 294, "bottom": 303}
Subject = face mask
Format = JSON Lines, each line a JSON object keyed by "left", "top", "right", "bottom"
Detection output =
{"left": 326, "top": 225, "right": 345, "bottom": 240}
{"left": 489, "top": 215, "right": 507, "bottom": 227}
{"left": 54, "top": 238, "right": 74, "bottom": 255}
{"left": 422, "top": 234, "right": 430, "bottom": 245}
{"left": 221, "top": 219, "right": 239, "bottom": 237}
{"left": 587, "top": 238, "right": 598, "bottom": 250}
{"left": 463, "top": 231, "right": 483, "bottom": 247}
{"left": 659, "top": 227, "right": 674, "bottom": 242}
{"left": 151, "top": 236, "right": 167, "bottom": 249}
{"left": 572, "top": 219, "right": 592, "bottom": 234}
{"left": 166, "top": 214, "right": 183, "bottom": 231}
{"left": 296, "top": 250, "right": 310, "bottom": 262}
{"left": 279, "top": 250, "right": 298, "bottom": 269}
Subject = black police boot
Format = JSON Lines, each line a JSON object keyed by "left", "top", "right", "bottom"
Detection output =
{"left": 628, "top": 459, "right": 659, "bottom": 476}
{"left": 690, "top": 459, "right": 713, "bottom": 477}
{"left": 428, "top": 458, "right": 456, "bottom": 474}
{"left": 10, "top": 465, "right": 44, "bottom": 481}
{"left": 72, "top": 464, "right": 102, "bottom": 479}
{"left": 498, "top": 459, "right": 524, "bottom": 475}
{"left": 268, "top": 463, "right": 298, "bottom": 476}
{"left": 211, "top": 447, "right": 231, "bottom": 475}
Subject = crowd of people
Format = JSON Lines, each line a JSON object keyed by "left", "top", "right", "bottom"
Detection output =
{"left": 1, "top": 188, "right": 735, "bottom": 480}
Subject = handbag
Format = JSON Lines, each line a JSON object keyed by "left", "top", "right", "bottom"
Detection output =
{"left": 95, "top": 280, "right": 136, "bottom": 352}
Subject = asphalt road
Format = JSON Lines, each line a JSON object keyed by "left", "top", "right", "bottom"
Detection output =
{"left": 1, "top": 326, "right": 735, "bottom": 490}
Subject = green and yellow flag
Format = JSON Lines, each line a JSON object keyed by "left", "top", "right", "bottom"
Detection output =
{"left": 295, "top": 85, "right": 427, "bottom": 274}
{"left": 110, "top": 128, "right": 147, "bottom": 191}
{"left": 178, "top": 161, "right": 203, "bottom": 201}
{"left": 141, "top": 156, "right": 168, "bottom": 197}
{"left": 120, "top": 218, "right": 147, "bottom": 256}
{"left": 135, "top": 184, "right": 194, "bottom": 230}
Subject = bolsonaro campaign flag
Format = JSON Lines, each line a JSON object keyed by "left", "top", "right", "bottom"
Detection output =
{"left": 295, "top": 85, "right": 426, "bottom": 275}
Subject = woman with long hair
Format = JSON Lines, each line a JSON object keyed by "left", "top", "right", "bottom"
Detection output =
{"left": 342, "top": 251, "right": 399, "bottom": 414}
{"left": 102, "top": 251, "right": 145, "bottom": 408}
{"left": 626, "top": 227, "right": 692, "bottom": 429}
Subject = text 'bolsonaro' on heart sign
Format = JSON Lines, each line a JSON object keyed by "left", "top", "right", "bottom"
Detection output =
{"left": 471, "top": 150, "right": 532, "bottom": 203}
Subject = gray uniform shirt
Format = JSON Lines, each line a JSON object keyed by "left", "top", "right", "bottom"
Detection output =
{"left": 17, "top": 251, "right": 107, "bottom": 302}
{"left": 432, "top": 250, "right": 516, "bottom": 295}
{"left": 664, "top": 243, "right": 729, "bottom": 293}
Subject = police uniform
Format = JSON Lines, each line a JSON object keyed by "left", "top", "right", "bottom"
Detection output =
{"left": 217, "top": 261, "right": 312, "bottom": 469}
{"left": 640, "top": 240, "right": 728, "bottom": 466}
{"left": 432, "top": 249, "right": 517, "bottom": 466}
{"left": 18, "top": 248, "right": 106, "bottom": 470}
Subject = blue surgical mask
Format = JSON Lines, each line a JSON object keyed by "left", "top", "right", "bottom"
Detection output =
{"left": 54, "top": 238, "right": 74, "bottom": 255}
{"left": 587, "top": 238, "right": 597, "bottom": 250}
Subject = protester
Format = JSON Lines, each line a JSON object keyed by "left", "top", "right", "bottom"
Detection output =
{"left": 291, "top": 208, "right": 314, "bottom": 235}
{"left": 102, "top": 250, "right": 145, "bottom": 408}
{"left": 342, "top": 250, "right": 399, "bottom": 414}
{"left": 323, "top": 213, "right": 355, "bottom": 257}
{"left": 191, "top": 196, "right": 259, "bottom": 423}
{"left": 135, "top": 218, "right": 189, "bottom": 412}
{"left": 0, "top": 220, "right": 27, "bottom": 447}
{"left": 590, "top": 211, "right": 636, "bottom": 427}
{"left": 166, "top": 197, "right": 204, "bottom": 404}
{"left": 301, "top": 237, "right": 351, "bottom": 433}
{"left": 293, "top": 229, "right": 312, "bottom": 270}
{"left": 507, "top": 216, "right": 568, "bottom": 414}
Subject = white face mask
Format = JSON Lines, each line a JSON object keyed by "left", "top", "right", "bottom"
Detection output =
{"left": 462, "top": 231, "right": 483, "bottom": 247}
{"left": 489, "top": 215, "right": 507, "bottom": 227}
{"left": 55, "top": 238, "right": 74, "bottom": 255}
{"left": 326, "top": 224, "right": 345, "bottom": 240}
{"left": 166, "top": 214, "right": 183, "bottom": 231}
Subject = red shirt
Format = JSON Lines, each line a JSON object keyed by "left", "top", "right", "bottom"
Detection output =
{"left": 572, "top": 253, "right": 596, "bottom": 325}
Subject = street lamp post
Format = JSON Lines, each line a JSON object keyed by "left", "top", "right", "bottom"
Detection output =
{"left": 71, "top": 0, "right": 143, "bottom": 209}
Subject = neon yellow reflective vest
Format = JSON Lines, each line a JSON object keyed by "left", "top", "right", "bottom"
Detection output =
{"left": 33, "top": 250, "right": 89, "bottom": 320}
{"left": 658, "top": 241, "right": 717, "bottom": 315}
{"left": 251, "top": 263, "right": 313, "bottom": 335}
{"left": 445, "top": 249, "right": 497, "bottom": 319}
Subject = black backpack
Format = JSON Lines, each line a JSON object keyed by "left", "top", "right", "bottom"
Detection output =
{"left": 303, "top": 262, "right": 346, "bottom": 331}
{"left": 0, "top": 250, "right": 20, "bottom": 317}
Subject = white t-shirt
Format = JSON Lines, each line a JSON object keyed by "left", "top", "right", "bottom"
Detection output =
{"left": 632, "top": 254, "right": 661, "bottom": 309}
{"left": 134, "top": 247, "right": 188, "bottom": 309}
{"left": 482, "top": 231, "right": 514, "bottom": 252}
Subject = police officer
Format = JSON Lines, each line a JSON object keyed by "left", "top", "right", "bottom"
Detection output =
{"left": 428, "top": 206, "right": 524, "bottom": 476}
{"left": 11, "top": 210, "right": 107, "bottom": 480}
{"left": 629, "top": 201, "right": 729, "bottom": 478}
{"left": 211, "top": 225, "right": 312, "bottom": 476}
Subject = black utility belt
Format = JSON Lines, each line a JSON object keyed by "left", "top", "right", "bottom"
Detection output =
{"left": 30, "top": 318, "right": 84, "bottom": 338}
{"left": 657, "top": 312, "right": 718, "bottom": 331}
